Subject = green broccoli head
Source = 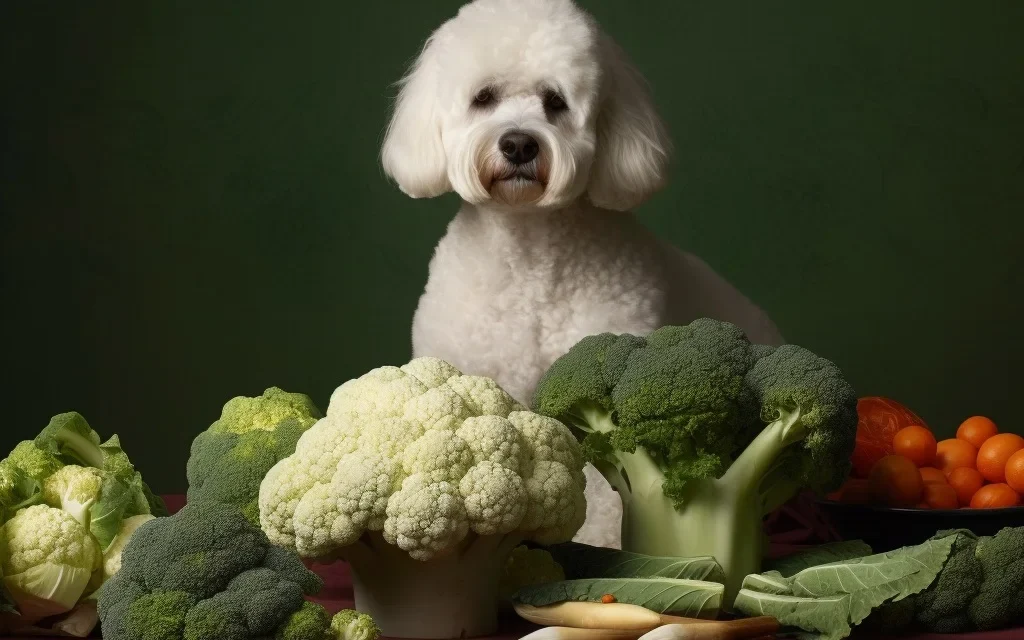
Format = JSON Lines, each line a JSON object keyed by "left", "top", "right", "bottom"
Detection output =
{"left": 186, "top": 387, "right": 322, "bottom": 524}
{"left": 968, "top": 526, "right": 1024, "bottom": 630}
{"left": 532, "top": 318, "right": 859, "bottom": 608}
{"left": 742, "top": 344, "right": 859, "bottom": 510}
{"left": 533, "top": 320, "right": 761, "bottom": 499}
{"left": 913, "top": 530, "right": 984, "bottom": 633}
{"left": 97, "top": 501, "right": 327, "bottom": 640}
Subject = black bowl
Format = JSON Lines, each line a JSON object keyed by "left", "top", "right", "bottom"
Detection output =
{"left": 816, "top": 501, "right": 1024, "bottom": 551}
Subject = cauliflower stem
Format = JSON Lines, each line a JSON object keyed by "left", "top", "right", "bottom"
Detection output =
{"left": 343, "top": 530, "right": 522, "bottom": 639}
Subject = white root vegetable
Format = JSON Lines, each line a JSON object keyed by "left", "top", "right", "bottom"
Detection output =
{"left": 637, "top": 617, "right": 780, "bottom": 640}
{"left": 519, "top": 627, "right": 650, "bottom": 640}
{"left": 514, "top": 602, "right": 663, "bottom": 630}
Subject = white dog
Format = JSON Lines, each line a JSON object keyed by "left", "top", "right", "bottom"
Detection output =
{"left": 380, "top": 0, "right": 785, "bottom": 548}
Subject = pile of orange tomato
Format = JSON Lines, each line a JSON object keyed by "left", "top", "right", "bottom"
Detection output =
{"left": 830, "top": 397, "right": 1023, "bottom": 510}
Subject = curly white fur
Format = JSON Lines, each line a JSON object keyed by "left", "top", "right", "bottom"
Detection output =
{"left": 381, "top": 0, "right": 785, "bottom": 549}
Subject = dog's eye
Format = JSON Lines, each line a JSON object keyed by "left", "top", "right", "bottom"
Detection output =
{"left": 472, "top": 88, "right": 496, "bottom": 107}
{"left": 543, "top": 91, "right": 568, "bottom": 112}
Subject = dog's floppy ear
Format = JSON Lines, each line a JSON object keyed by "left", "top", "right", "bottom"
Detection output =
{"left": 381, "top": 36, "right": 451, "bottom": 199}
{"left": 586, "top": 34, "right": 672, "bottom": 212}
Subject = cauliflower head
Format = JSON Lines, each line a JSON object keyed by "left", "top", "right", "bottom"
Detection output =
{"left": 1, "top": 504, "right": 102, "bottom": 621}
{"left": 259, "top": 357, "right": 588, "bottom": 561}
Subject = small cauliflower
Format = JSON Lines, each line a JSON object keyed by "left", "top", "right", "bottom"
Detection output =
{"left": 258, "top": 357, "right": 588, "bottom": 639}
{"left": 1, "top": 504, "right": 102, "bottom": 622}
{"left": 186, "top": 387, "right": 323, "bottom": 525}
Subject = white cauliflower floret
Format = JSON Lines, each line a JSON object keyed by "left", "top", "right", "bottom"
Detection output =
{"left": 401, "top": 430, "right": 474, "bottom": 483}
{"left": 444, "top": 375, "right": 526, "bottom": 416}
{"left": 508, "top": 411, "right": 587, "bottom": 485}
{"left": 41, "top": 464, "right": 105, "bottom": 527}
{"left": 258, "top": 413, "right": 361, "bottom": 546}
{"left": 292, "top": 451, "right": 399, "bottom": 557}
{"left": 459, "top": 462, "right": 526, "bottom": 536}
{"left": 403, "top": 385, "right": 473, "bottom": 432}
{"left": 455, "top": 415, "right": 524, "bottom": 472}
{"left": 383, "top": 475, "right": 469, "bottom": 561}
{"left": 521, "top": 460, "right": 588, "bottom": 545}
{"left": 2, "top": 504, "right": 102, "bottom": 620}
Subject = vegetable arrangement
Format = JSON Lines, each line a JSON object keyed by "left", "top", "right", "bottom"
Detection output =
{"left": 3, "top": 320, "right": 1022, "bottom": 640}
{"left": 0, "top": 412, "right": 165, "bottom": 637}
{"left": 831, "top": 407, "right": 1023, "bottom": 509}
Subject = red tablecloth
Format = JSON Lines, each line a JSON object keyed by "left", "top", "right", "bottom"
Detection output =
{"left": 8, "top": 496, "right": 1020, "bottom": 639}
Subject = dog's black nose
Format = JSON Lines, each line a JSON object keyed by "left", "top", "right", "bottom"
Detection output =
{"left": 498, "top": 131, "right": 539, "bottom": 165}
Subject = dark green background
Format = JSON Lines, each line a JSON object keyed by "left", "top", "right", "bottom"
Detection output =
{"left": 2, "top": 1, "right": 1022, "bottom": 493}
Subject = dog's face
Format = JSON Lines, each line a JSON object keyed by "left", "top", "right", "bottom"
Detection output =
{"left": 381, "top": 0, "right": 671, "bottom": 212}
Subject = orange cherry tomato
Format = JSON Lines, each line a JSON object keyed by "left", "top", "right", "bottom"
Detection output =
{"left": 935, "top": 439, "right": 978, "bottom": 475}
{"left": 970, "top": 483, "right": 1021, "bottom": 509}
{"left": 947, "top": 467, "right": 986, "bottom": 507}
{"left": 923, "top": 482, "right": 959, "bottom": 510}
{"left": 893, "top": 425, "right": 937, "bottom": 467}
{"left": 957, "top": 416, "right": 999, "bottom": 449}
{"left": 1003, "top": 449, "right": 1024, "bottom": 494}
{"left": 869, "top": 455, "right": 924, "bottom": 508}
{"left": 918, "top": 467, "right": 947, "bottom": 485}
{"left": 977, "top": 433, "right": 1024, "bottom": 484}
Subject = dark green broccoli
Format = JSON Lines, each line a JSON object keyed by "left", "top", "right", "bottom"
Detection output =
{"left": 186, "top": 387, "right": 322, "bottom": 524}
{"left": 97, "top": 500, "right": 360, "bottom": 640}
{"left": 862, "top": 526, "right": 1024, "bottom": 634}
{"left": 968, "top": 526, "right": 1024, "bottom": 630}
{"left": 532, "top": 319, "right": 858, "bottom": 606}
{"left": 912, "top": 530, "right": 984, "bottom": 633}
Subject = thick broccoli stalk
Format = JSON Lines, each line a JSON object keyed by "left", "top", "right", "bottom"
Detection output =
{"left": 532, "top": 320, "right": 858, "bottom": 607}
{"left": 186, "top": 387, "right": 322, "bottom": 525}
{"left": 258, "top": 357, "right": 588, "bottom": 638}
{"left": 97, "top": 501, "right": 337, "bottom": 640}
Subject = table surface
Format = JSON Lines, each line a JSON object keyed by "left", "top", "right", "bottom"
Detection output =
{"left": 8, "top": 496, "right": 1020, "bottom": 639}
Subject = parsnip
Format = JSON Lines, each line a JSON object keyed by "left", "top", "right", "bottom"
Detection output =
{"left": 514, "top": 601, "right": 663, "bottom": 630}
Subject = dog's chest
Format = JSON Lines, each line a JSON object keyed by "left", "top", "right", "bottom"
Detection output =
{"left": 413, "top": 234, "right": 670, "bottom": 402}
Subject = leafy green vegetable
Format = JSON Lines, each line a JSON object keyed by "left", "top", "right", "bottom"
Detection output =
{"left": 734, "top": 531, "right": 964, "bottom": 640}
{"left": 514, "top": 577, "right": 723, "bottom": 618}
{"left": 765, "top": 541, "right": 873, "bottom": 578}
{"left": 546, "top": 541, "right": 727, "bottom": 583}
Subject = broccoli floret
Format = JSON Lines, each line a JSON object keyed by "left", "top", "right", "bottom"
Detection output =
{"left": 532, "top": 318, "right": 858, "bottom": 606}
{"left": 186, "top": 387, "right": 322, "bottom": 525}
{"left": 968, "top": 526, "right": 1024, "bottom": 630}
{"left": 277, "top": 601, "right": 333, "bottom": 640}
{"left": 97, "top": 501, "right": 329, "bottom": 640}
{"left": 331, "top": 609, "right": 382, "bottom": 640}
{"left": 858, "top": 526, "right": 1024, "bottom": 634}
{"left": 913, "top": 530, "right": 983, "bottom": 633}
